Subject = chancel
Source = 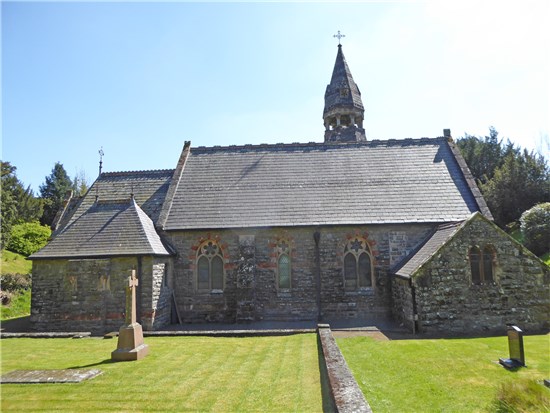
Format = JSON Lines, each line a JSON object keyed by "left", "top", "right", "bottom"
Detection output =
{"left": 28, "top": 35, "right": 550, "bottom": 336}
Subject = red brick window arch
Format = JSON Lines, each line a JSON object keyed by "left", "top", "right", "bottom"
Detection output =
{"left": 343, "top": 237, "right": 373, "bottom": 290}
{"left": 469, "top": 245, "right": 496, "bottom": 285}
{"left": 196, "top": 240, "right": 224, "bottom": 291}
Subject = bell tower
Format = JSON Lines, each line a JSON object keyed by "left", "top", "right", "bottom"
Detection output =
{"left": 323, "top": 32, "right": 366, "bottom": 143}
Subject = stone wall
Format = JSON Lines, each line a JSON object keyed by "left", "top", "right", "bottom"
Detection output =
{"left": 390, "top": 277, "right": 415, "bottom": 331}
{"left": 412, "top": 215, "right": 550, "bottom": 334}
{"left": 30, "top": 255, "right": 170, "bottom": 335}
{"left": 165, "top": 224, "right": 432, "bottom": 324}
{"left": 151, "top": 259, "right": 173, "bottom": 329}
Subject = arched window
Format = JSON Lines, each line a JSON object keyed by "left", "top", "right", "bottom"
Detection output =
{"left": 343, "top": 237, "right": 373, "bottom": 290}
{"left": 469, "top": 246, "right": 481, "bottom": 284}
{"left": 196, "top": 241, "right": 224, "bottom": 291}
{"left": 276, "top": 239, "right": 291, "bottom": 289}
{"left": 469, "top": 245, "right": 496, "bottom": 285}
{"left": 482, "top": 246, "right": 495, "bottom": 283}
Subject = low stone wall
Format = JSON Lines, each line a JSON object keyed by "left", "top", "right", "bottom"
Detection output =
{"left": 317, "top": 324, "right": 372, "bottom": 413}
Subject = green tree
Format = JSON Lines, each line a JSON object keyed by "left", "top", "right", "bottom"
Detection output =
{"left": 1, "top": 161, "right": 43, "bottom": 248}
{"left": 1, "top": 162, "right": 19, "bottom": 248}
{"left": 520, "top": 203, "right": 550, "bottom": 256}
{"left": 481, "top": 150, "right": 549, "bottom": 227}
{"left": 457, "top": 127, "right": 503, "bottom": 184}
{"left": 72, "top": 169, "right": 90, "bottom": 196}
{"left": 6, "top": 222, "right": 51, "bottom": 256}
{"left": 39, "top": 162, "right": 73, "bottom": 227}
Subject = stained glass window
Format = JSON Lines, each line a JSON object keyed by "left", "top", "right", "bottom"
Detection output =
{"left": 196, "top": 240, "right": 224, "bottom": 291}
{"left": 278, "top": 254, "right": 291, "bottom": 289}
{"left": 211, "top": 256, "right": 224, "bottom": 290}
{"left": 358, "top": 253, "right": 372, "bottom": 287}
{"left": 344, "top": 237, "right": 373, "bottom": 290}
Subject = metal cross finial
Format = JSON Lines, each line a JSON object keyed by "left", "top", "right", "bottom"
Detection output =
{"left": 333, "top": 30, "right": 345, "bottom": 45}
{"left": 98, "top": 147, "right": 104, "bottom": 176}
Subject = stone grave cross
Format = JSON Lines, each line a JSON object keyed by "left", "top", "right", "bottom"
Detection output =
{"left": 126, "top": 270, "right": 139, "bottom": 325}
{"left": 111, "top": 269, "right": 149, "bottom": 361}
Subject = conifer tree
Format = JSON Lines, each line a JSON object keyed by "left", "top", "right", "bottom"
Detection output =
{"left": 39, "top": 162, "right": 73, "bottom": 227}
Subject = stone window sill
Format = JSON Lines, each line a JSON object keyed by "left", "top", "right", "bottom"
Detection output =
{"left": 195, "top": 289, "right": 224, "bottom": 295}
{"left": 345, "top": 287, "right": 375, "bottom": 296}
{"left": 470, "top": 283, "right": 498, "bottom": 288}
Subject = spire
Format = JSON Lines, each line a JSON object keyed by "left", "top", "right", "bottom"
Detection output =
{"left": 323, "top": 42, "right": 366, "bottom": 143}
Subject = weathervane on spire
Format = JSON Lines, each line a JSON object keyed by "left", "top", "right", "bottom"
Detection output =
{"left": 98, "top": 147, "right": 104, "bottom": 176}
{"left": 333, "top": 30, "right": 345, "bottom": 45}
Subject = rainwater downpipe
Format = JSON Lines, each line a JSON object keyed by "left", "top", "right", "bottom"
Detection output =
{"left": 410, "top": 277, "right": 417, "bottom": 335}
{"left": 314, "top": 230, "right": 322, "bottom": 322}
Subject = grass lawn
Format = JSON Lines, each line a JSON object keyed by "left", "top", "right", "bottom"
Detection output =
{"left": 337, "top": 334, "right": 550, "bottom": 413}
{"left": 0, "top": 289, "right": 31, "bottom": 321}
{"left": 0, "top": 250, "right": 32, "bottom": 275}
{"left": 1, "top": 334, "right": 324, "bottom": 412}
{"left": 1, "top": 250, "right": 32, "bottom": 321}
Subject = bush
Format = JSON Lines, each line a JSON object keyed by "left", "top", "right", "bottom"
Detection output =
{"left": 520, "top": 203, "right": 550, "bottom": 256}
{"left": 0, "top": 273, "right": 31, "bottom": 292}
{"left": 493, "top": 378, "right": 550, "bottom": 412}
{"left": 1, "top": 290, "right": 12, "bottom": 305}
{"left": 6, "top": 222, "right": 51, "bottom": 256}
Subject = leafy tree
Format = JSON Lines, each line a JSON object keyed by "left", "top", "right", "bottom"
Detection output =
{"left": 15, "top": 185, "right": 44, "bottom": 223}
{"left": 72, "top": 169, "right": 90, "bottom": 196}
{"left": 457, "top": 127, "right": 503, "bottom": 184}
{"left": 481, "top": 150, "right": 549, "bottom": 227}
{"left": 1, "top": 162, "right": 19, "bottom": 247}
{"left": 6, "top": 222, "right": 51, "bottom": 256}
{"left": 520, "top": 203, "right": 550, "bottom": 256}
{"left": 458, "top": 129, "right": 550, "bottom": 228}
{"left": 39, "top": 162, "right": 73, "bottom": 227}
{"left": 1, "top": 161, "right": 43, "bottom": 248}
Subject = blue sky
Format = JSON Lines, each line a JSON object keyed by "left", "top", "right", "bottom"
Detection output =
{"left": 3, "top": 1, "right": 549, "bottom": 192}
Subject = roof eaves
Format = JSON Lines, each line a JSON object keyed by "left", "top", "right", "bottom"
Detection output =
{"left": 131, "top": 198, "right": 172, "bottom": 256}
{"left": 157, "top": 141, "right": 192, "bottom": 230}
{"left": 446, "top": 138, "right": 493, "bottom": 220}
{"left": 393, "top": 219, "right": 468, "bottom": 278}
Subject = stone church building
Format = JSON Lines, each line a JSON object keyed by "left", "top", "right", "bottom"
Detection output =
{"left": 30, "top": 45, "right": 549, "bottom": 335}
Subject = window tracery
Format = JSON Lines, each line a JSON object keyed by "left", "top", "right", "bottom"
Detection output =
{"left": 343, "top": 237, "right": 373, "bottom": 289}
{"left": 196, "top": 240, "right": 224, "bottom": 291}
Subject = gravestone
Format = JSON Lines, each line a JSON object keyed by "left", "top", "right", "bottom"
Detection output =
{"left": 498, "top": 325, "right": 525, "bottom": 369}
{"left": 111, "top": 270, "right": 149, "bottom": 361}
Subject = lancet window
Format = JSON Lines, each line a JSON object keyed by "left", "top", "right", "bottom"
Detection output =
{"left": 197, "top": 240, "right": 224, "bottom": 291}
{"left": 469, "top": 245, "right": 496, "bottom": 285}
{"left": 343, "top": 237, "right": 373, "bottom": 290}
{"left": 276, "top": 239, "right": 291, "bottom": 289}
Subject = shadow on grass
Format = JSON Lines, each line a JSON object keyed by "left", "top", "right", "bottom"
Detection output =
{"left": 317, "top": 334, "right": 337, "bottom": 413}
{"left": 0, "top": 315, "right": 30, "bottom": 332}
{"left": 69, "top": 359, "right": 115, "bottom": 369}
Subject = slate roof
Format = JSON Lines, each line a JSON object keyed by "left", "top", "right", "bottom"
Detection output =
{"left": 57, "top": 169, "right": 174, "bottom": 233}
{"left": 392, "top": 220, "right": 465, "bottom": 279}
{"left": 324, "top": 45, "right": 364, "bottom": 115}
{"left": 162, "top": 137, "right": 483, "bottom": 230}
{"left": 31, "top": 198, "right": 171, "bottom": 259}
